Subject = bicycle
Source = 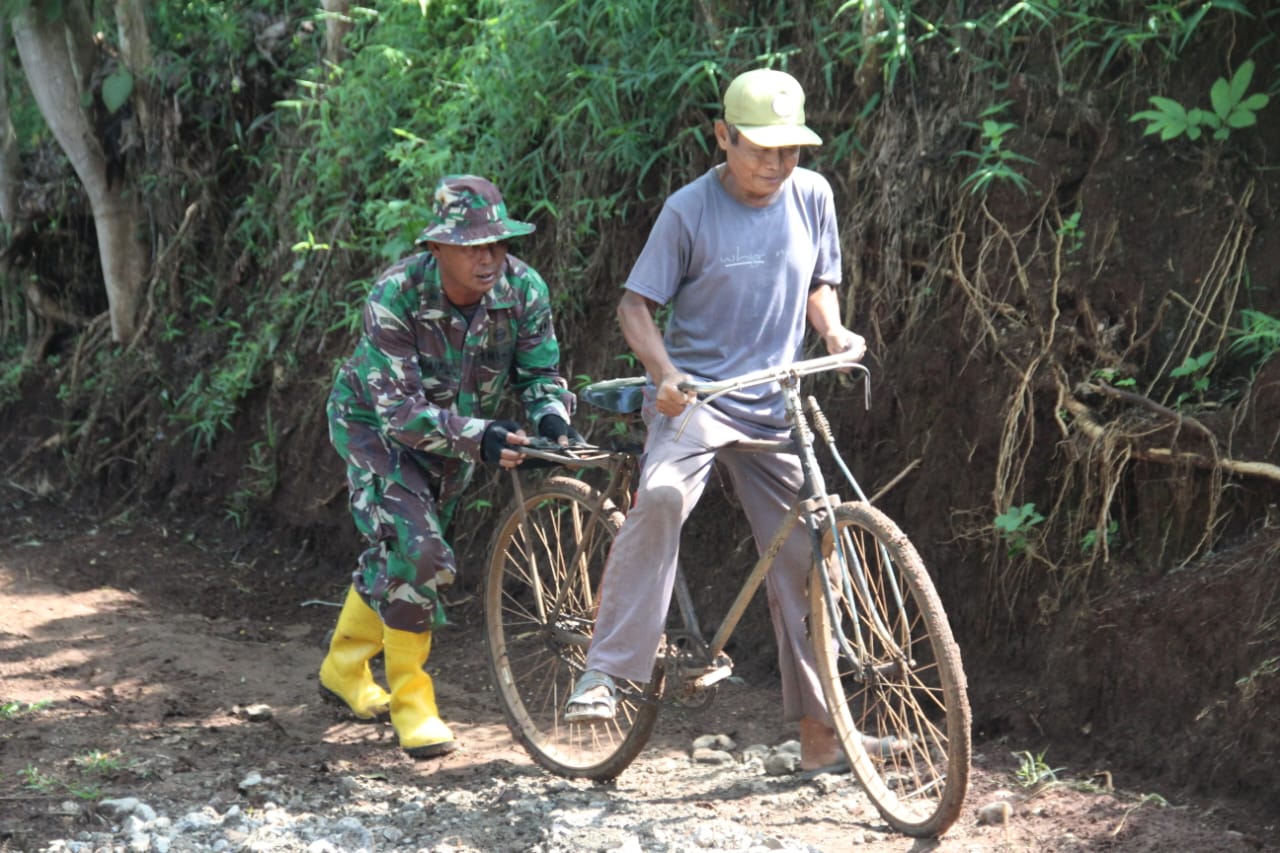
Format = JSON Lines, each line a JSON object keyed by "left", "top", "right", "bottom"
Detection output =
{"left": 482, "top": 351, "right": 971, "bottom": 837}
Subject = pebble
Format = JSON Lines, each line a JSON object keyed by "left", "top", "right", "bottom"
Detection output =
{"left": 28, "top": 733, "right": 839, "bottom": 853}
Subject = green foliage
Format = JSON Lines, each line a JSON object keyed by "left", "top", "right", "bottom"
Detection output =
{"left": 0, "top": 699, "right": 51, "bottom": 720}
{"left": 100, "top": 68, "right": 133, "bottom": 114}
{"left": 1092, "top": 366, "right": 1136, "bottom": 389}
{"left": 1081, "top": 519, "right": 1118, "bottom": 554}
{"left": 1057, "top": 211, "right": 1085, "bottom": 254}
{"left": 995, "top": 502, "right": 1045, "bottom": 557}
{"left": 1229, "top": 309, "right": 1280, "bottom": 371}
{"left": 1013, "top": 749, "right": 1063, "bottom": 788}
{"left": 1169, "top": 350, "right": 1214, "bottom": 405}
{"left": 1131, "top": 60, "right": 1270, "bottom": 141}
{"left": 75, "top": 749, "right": 138, "bottom": 775}
{"left": 225, "top": 409, "right": 281, "bottom": 528}
{"left": 955, "top": 104, "right": 1037, "bottom": 195}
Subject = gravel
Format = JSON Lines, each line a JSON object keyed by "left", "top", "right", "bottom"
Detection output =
{"left": 33, "top": 737, "right": 870, "bottom": 853}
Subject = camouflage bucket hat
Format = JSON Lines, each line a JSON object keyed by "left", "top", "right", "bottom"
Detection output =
{"left": 416, "top": 175, "right": 536, "bottom": 246}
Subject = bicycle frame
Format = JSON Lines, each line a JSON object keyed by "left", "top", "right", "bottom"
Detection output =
{"left": 673, "top": 354, "right": 874, "bottom": 680}
{"left": 521, "top": 351, "right": 884, "bottom": 695}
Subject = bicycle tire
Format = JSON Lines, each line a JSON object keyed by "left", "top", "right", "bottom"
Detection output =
{"left": 808, "top": 501, "right": 971, "bottom": 837}
{"left": 484, "top": 476, "right": 662, "bottom": 780}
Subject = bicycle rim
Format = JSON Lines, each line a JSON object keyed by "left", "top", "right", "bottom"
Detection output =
{"left": 484, "top": 476, "right": 661, "bottom": 780}
{"left": 809, "top": 502, "right": 971, "bottom": 837}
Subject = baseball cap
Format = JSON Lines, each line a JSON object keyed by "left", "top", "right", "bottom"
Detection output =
{"left": 723, "top": 68, "right": 823, "bottom": 148}
{"left": 416, "top": 175, "right": 536, "bottom": 246}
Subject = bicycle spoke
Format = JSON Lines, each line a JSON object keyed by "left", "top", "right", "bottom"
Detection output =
{"left": 485, "top": 477, "right": 660, "bottom": 780}
{"left": 810, "top": 502, "right": 970, "bottom": 838}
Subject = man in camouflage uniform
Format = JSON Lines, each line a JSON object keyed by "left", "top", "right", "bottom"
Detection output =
{"left": 320, "top": 175, "right": 579, "bottom": 758}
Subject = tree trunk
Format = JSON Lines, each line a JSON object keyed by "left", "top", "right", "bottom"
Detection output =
{"left": 114, "top": 0, "right": 152, "bottom": 134}
{"left": 0, "top": 16, "right": 28, "bottom": 352}
{"left": 321, "top": 0, "right": 353, "bottom": 64}
{"left": 11, "top": 6, "right": 148, "bottom": 343}
{"left": 0, "top": 17, "right": 21, "bottom": 229}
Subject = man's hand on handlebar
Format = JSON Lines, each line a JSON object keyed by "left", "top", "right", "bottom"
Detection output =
{"left": 656, "top": 370, "right": 697, "bottom": 417}
{"left": 822, "top": 326, "right": 867, "bottom": 363}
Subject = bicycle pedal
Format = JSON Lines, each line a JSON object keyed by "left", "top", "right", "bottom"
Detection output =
{"left": 692, "top": 665, "right": 733, "bottom": 689}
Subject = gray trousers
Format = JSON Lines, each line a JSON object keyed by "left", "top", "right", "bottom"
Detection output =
{"left": 584, "top": 401, "right": 830, "bottom": 724}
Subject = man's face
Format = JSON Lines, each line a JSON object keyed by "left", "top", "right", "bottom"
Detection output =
{"left": 430, "top": 240, "right": 509, "bottom": 306}
{"left": 715, "top": 121, "right": 802, "bottom": 206}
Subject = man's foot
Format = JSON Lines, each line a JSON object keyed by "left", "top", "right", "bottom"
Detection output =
{"left": 799, "top": 717, "right": 844, "bottom": 771}
{"left": 799, "top": 718, "right": 908, "bottom": 770}
{"left": 564, "top": 669, "right": 617, "bottom": 723}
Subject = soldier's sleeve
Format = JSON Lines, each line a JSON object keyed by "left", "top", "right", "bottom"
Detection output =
{"left": 510, "top": 266, "right": 575, "bottom": 427}
{"left": 360, "top": 271, "right": 490, "bottom": 460}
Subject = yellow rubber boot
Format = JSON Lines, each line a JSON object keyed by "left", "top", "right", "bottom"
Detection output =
{"left": 382, "top": 626, "right": 458, "bottom": 758}
{"left": 318, "top": 586, "right": 392, "bottom": 720}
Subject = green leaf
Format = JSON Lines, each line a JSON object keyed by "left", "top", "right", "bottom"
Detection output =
{"left": 1149, "top": 96, "right": 1186, "bottom": 119}
{"left": 1241, "top": 93, "right": 1269, "bottom": 111}
{"left": 101, "top": 68, "right": 133, "bottom": 114}
{"left": 1228, "top": 59, "right": 1255, "bottom": 104}
{"left": 1227, "top": 110, "right": 1257, "bottom": 129}
{"left": 1210, "top": 77, "right": 1232, "bottom": 120}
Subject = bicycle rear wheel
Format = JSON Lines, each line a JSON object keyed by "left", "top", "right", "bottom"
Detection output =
{"left": 809, "top": 501, "right": 970, "bottom": 837}
{"left": 484, "top": 476, "right": 661, "bottom": 780}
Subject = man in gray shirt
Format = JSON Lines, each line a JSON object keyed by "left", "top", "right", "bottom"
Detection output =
{"left": 565, "top": 68, "right": 867, "bottom": 771}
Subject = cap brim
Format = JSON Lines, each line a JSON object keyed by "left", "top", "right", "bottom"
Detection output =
{"left": 736, "top": 124, "right": 823, "bottom": 147}
{"left": 416, "top": 220, "right": 536, "bottom": 246}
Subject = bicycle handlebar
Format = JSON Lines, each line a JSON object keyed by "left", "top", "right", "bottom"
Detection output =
{"left": 520, "top": 351, "right": 869, "bottom": 467}
{"left": 676, "top": 350, "right": 867, "bottom": 396}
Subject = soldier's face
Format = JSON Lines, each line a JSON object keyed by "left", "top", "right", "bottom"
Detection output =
{"left": 431, "top": 240, "right": 509, "bottom": 306}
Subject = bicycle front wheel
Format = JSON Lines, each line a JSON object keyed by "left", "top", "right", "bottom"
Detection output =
{"left": 484, "top": 476, "right": 661, "bottom": 780}
{"left": 809, "top": 501, "right": 971, "bottom": 837}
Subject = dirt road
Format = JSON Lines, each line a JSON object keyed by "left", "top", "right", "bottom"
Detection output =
{"left": 0, "top": 491, "right": 1272, "bottom": 852}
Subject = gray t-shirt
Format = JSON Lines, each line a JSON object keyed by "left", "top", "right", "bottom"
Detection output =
{"left": 624, "top": 166, "right": 842, "bottom": 427}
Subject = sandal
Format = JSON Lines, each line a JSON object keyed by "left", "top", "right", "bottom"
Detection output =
{"left": 564, "top": 669, "right": 617, "bottom": 723}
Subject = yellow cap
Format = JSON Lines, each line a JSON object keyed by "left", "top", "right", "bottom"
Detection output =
{"left": 723, "top": 69, "right": 823, "bottom": 148}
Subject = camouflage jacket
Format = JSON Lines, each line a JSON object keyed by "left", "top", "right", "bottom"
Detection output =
{"left": 328, "top": 250, "right": 573, "bottom": 505}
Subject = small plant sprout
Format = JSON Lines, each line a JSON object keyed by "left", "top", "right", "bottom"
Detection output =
{"left": 1130, "top": 59, "right": 1270, "bottom": 142}
{"left": 1058, "top": 210, "right": 1085, "bottom": 254}
{"left": 995, "top": 502, "right": 1046, "bottom": 557}
{"left": 76, "top": 749, "right": 132, "bottom": 774}
{"left": 1081, "top": 519, "right": 1119, "bottom": 554}
{"left": 956, "top": 103, "right": 1037, "bottom": 195}
{"left": 1013, "top": 749, "right": 1064, "bottom": 788}
{"left": 1092, "top": 366, "right": 1136, "bottom": 389}
{"left": 0, "top": 699, "right": 52, "bottom": 720}
{"left": 1229, "top": 309, "right": 1280, "bottom": 372}
{"left": 1169, "top": 351, "right": 1214, "bottom": 405}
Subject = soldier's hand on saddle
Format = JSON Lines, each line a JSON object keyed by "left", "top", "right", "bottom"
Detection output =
{"left": 481, "top": 420, "right": 533, "bottom": 469}
{"left": 537, "top": 414, "right": 584, "bottom": 447}
{"left": 483, "top": 419, "right": 565, "bottom": 469}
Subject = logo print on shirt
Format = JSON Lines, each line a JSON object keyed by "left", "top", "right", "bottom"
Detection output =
{"left": 722, "top": 246, "right": 767, "bottom": 269}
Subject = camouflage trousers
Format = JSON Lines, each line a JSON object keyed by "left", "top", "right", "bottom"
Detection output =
{"left": 344, "top": 465, "right": 457, "bottom": 632}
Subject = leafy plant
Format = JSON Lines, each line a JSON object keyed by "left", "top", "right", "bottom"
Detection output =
{"left": 995, "top": 502, "right": 1045, "bottom": 557}
{"left": 1131, "top": 59, "right": 1270, "bottom": 141}
{"left": 1081, "top": 519, "right": 1119, "bottom": 554}
{"left": 1013, "top": 749, "right": 1064, "bottom": 788}
{"left": 1169, "top": 350, "right": 1214, "bottom": 405}
{"left": 0, "top": 699, "right": 51, "bottom": 720}
{"left": 75, "top": 749, "right": 134, "bottom": 774}
{"left": 1092, "top": 367, "right": 1136, "bottom": 389}
{"left": 1229, "top": 309, "right": 1280, "bottom": 371}
{"left": 956, "top": 103, "right": 1037, "bottom": 195}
